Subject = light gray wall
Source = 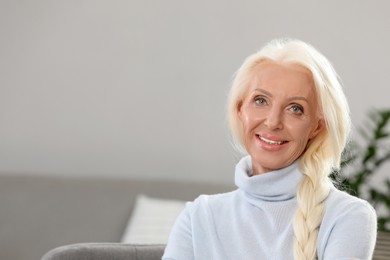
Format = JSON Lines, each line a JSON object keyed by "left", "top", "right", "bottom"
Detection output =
{"left": 0, "top": 0, "right": 389, "bottom": 185}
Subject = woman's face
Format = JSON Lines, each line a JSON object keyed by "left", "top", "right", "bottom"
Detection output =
{"left": 238, "top": 61, "right": 324, "bottom": 175}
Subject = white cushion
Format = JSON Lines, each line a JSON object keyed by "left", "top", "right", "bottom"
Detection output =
{"left": 121, "top": 194, "right": 186, "bottom": 244}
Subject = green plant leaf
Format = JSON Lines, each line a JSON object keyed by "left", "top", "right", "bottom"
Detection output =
{"left": 362, "top": 146, "right": 376, "bottom": 164}
{"left": 337, "top": 108, "right": 390, "bottom": 231}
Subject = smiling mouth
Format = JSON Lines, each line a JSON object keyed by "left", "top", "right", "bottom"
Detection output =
{"left": 257, "top": 135, "right": 287, "bottom": 145}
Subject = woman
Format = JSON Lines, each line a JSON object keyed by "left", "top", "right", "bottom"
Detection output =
{"left": 162, "top": 39, "right": 377, "bottom": 260}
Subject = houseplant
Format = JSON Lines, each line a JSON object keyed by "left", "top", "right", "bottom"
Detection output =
{"left": 331, "top": 109, "right": 390, "bottom": 231}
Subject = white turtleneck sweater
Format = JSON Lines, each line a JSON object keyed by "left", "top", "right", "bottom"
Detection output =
{"left": 162, "top": 157, "right": 377, "bottom": 260}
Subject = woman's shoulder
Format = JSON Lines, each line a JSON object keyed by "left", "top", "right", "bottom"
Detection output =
{"left": 317, "top": 185, "right": 377, "bottom": 259}
{"left": 325, "top": 185, "right": 377, "bottom": 219}
{"left": 186, "top": 190, "right": 240, "bottom": 213}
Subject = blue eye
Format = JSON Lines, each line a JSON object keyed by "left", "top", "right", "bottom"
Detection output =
{"left": 255, "top": 97, "right": 267, "bottom": 105}
{"left": 290, "top": 105, "right": 304, "bottom": 114}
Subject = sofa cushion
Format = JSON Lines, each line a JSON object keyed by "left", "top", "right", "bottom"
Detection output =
{"left": 121, "top": 195, "right": 186, "bottom": 244}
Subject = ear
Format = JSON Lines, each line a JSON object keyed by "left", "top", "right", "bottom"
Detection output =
{"left": 237, "top": 100, "right": 243, "bottom": 121}
{"left": 310, "top": 118, "right": 325, "bottom": 139}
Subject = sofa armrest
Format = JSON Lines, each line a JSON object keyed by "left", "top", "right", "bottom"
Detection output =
{"left": 374, "top": 231, "right": 390, "bottom": 260}
{"left": 41, "top": 243, "right": 165, "bottom": 260}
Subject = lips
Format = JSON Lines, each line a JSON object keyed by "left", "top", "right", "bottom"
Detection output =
{"left": 257, "top": 134, "right": 288, "bottom": 145}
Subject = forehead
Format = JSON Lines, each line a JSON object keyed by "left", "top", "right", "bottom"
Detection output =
{"left": 249, "top": 61, "right": 316, "bottom": 96}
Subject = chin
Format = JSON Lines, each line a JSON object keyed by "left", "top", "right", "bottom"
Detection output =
{"left": 251, "top": 154, "right": 294, "bottom": 174}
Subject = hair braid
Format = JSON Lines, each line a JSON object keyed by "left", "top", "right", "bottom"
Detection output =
{"left": 293, "top": 138, "right": 333, "bottom": 259}
{"left": 293, "top": 174, "right": 329, "bottom": 259}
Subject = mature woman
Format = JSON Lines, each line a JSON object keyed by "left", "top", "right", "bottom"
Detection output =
{"left": 162, "top": 39, "right": 377, "bottom": 260}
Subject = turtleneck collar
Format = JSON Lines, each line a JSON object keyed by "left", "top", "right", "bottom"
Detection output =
{"left": 235, "top": 156, "right": 303, "bottom": 202}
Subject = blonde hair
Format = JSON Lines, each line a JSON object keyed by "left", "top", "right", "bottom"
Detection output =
{"left": 227, "top": 38, "right": 351, "bottom": 259}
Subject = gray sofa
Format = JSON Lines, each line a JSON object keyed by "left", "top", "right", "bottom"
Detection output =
{"left": 0, "top": 174, "right": 233, "bottom": 260}
{"left": 2, "top": 174, "right": 390, "bottom": 260}
{"left": 41, "top": 233, "right": 390, "bottom": 260}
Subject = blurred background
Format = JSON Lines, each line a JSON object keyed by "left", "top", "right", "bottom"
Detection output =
{"left": 2, "top": 1, "right": 390, "bottom": 259}
{"left": 0, "top": 0, "right": 389, "bottom": 186}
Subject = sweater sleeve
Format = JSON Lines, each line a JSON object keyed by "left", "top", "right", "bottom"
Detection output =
{"left": 162, "top": 202, "right": 194, "bottom": 260}
{"left": 321, "top": 199, "right": 377, "bottom": 260}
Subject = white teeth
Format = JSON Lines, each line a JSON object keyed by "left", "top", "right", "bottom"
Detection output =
{"left": 259, "top": 136, "right": 285, "bottom": 145}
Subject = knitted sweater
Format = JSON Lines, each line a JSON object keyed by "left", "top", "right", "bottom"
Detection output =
{"left": 162, "top": 156, "right": 377, "bottom": 260}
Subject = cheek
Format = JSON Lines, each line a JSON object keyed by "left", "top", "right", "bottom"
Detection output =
{"left": 289, "top": 121, "right": 314, "bottom": 143}
{"left": 241, "top": 107, "right": 263, "bottom": 128}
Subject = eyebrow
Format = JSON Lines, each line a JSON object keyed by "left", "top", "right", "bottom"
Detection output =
{"left": 254, "top": 88, "right": 309, "bottom": 103}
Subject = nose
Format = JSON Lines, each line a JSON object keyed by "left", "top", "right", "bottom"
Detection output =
{"left": 264, "top": 107, "right": 283, "bottom": 130}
